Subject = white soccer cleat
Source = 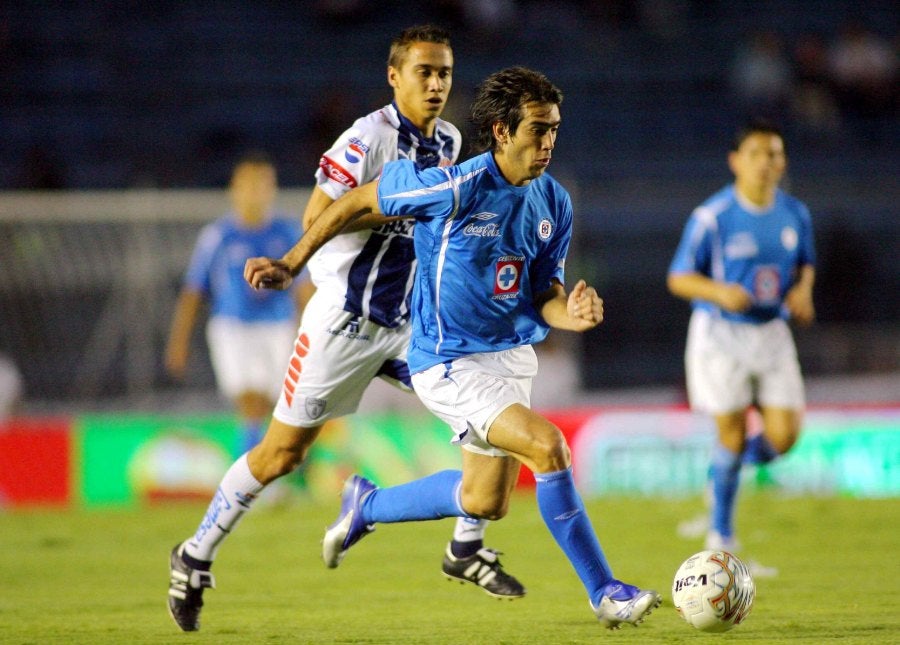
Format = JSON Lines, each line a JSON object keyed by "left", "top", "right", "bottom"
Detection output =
{"left": 591, "top": 580, "right": 662, "bottom": 630}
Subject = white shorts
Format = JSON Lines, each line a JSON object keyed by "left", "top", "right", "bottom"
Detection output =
{"left": 685, "top": 309, "right": 805, "bottom": 415}
{"left": 206, "top": 317, "right": 298, "bottom": 402}
{"left": 411, "top": 345, "right": 538, "bottom": 458}
{"left": 273, "top": 290, "right": 412, "bottom": 427}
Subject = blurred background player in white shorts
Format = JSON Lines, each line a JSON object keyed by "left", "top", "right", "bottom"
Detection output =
{"left": 167, "top": 25, "right": 524, "bottom": 634}
{"left": 667, "top": 118, "right": 816, "bottom": 555}
{"left": 165, "top": 151, "right": 306, "bottom": 455}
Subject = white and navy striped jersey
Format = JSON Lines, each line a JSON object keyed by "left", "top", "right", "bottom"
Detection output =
{"left": 377, "top": 152, "right": 572, "bottom": 374}
{"left": 669, "top": 184, "right": 816, "bottom": 323}
{"left": 307, "top": 102, "right": 461, "bottom": 328}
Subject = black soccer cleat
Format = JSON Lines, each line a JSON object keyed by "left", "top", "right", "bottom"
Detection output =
{"left": 168, "top": 542, "right": 215, "bottom": 632}
{"left": 441, "top": 545, "right": 526, "bottom": 599}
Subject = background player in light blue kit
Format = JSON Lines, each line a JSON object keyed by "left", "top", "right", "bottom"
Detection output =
{"left": 245, "top": 66, "right": 661, "bottom": 630}
{"left": 667, "top": 119, "right": 816, "bottom": 554}
{"left": 165, "top": 151, "right": 305, "bottom": 455}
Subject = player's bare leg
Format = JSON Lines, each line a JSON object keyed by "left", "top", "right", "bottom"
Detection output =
{"left": 168, "top": 418, "right": 320, "bottom": 631}
{"left": 442, "top": 451, "right": 526, "bottom": 598}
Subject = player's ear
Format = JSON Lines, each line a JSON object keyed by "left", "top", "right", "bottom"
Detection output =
{"left": 492, "top": 121, "right": 509, "bottom": 147}
{"left": 387, "top": 65, "right": 399, "bottom": 89}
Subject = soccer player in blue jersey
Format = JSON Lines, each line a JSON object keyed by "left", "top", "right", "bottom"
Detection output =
{"left": 168, "top": 27, "right": 523, "bottom": 633}
{"left": 165, "top": 151, "right": 305, "bottom": 455}
{"left": 245, "top": 66, "right": 662, "bottom": 630}
{"left": 667, "top": 119, "right": 816, "bottom": 555}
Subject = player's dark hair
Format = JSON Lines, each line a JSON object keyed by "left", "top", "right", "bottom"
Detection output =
{"left": 388, "top": 24, "right": 452, "bottom": 69}
{"left": 469, "top": 66, "right": 563, "bottom": 154}
{"left": 732, "top": 118, "right": 785, "bottom": 152}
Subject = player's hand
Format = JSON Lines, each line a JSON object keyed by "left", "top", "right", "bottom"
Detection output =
{"left": 566, "top": 279, "right": 604, "bottom": 331}
{"left": 244, "top": 257, "right": 294, "bottom": 290}
{"left": 716, "top": 283, "right": 753, "bottom": 313}
{"left": 785, "top": 284, "right": 815, "bottom": 326}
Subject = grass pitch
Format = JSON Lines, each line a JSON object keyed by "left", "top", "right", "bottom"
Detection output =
{"left": 1, "top": 493, "right": 898, "bottom": 644}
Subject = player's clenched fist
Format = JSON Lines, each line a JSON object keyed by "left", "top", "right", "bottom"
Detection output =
{"left": 567, "top": 279, "right": 603, "bottom": 330}
{"left": 244, "top": 257, "right": 294, "bottom": 290}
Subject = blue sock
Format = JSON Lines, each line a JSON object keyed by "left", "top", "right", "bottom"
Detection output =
{"left": 240, "top": 420, "right": 264, "bottom": 455}
{"left": 535, "top": 468, "right": 613, "bottom": 605}
{"left": 741, "top": 434, "right": 779, "bottom": 465}
{"left": 710, "top": 443, "right": 742, "bottom": 537}
{"left": 361, "top": 470, "right": 467, "bottom": 524}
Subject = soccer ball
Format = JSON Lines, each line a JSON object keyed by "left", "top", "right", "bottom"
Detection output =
{"left": 672, "top": 549, "right": 755, "bottom": 632}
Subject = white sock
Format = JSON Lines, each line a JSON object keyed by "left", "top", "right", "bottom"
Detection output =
{"left": 184, "top": 453, "right": 264, "bottom": 562}
{"left": 452, "top": 516, "right": 487, "bottom": 544}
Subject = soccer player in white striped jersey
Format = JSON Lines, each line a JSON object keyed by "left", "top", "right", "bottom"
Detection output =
{"left": 167, "top": 25, "right": 523, "bottom": 633}
{"left": 667, "top": 119, "right": 816, "bottom": 555}
{"left": 245, "top": 66, "right": 662, "bottom": 630}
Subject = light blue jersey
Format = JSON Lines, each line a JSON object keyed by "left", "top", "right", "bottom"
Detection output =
{"left": 668, "top": 185, "right": 815, "bottom": 324}
{"left": 377, "top": 152, "right": 572, "bottom": 373}
{"left": 185, "top": 213, "right": 303, "bottom": 322}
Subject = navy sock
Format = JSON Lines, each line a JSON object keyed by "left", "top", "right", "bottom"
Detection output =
{"left": 361, "top": 470, "right": 467, "bottom": 524}
{"left": 535, "top": 468, "right": 613, "bottom": 605}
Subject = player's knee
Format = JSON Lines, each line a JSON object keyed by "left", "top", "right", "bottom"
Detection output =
{"left": 460, "top": 496, "right": 509, "bottom": 521}
{"left": 768, "top": 431, "right": 798, "bottom": 454}
{"left": 529, "top": 431, "right": 571, "bottom": 473}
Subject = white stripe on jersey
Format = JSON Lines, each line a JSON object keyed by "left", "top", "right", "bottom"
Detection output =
{"left": 381, "top": 167, "right": 487, "bottom": 201}
{"left": 433, "top": 167, "right": 463, "bottom": 355}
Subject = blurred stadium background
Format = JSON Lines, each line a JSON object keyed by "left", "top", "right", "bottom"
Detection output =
{"left": 0, "top": 2, "right": 897, "bottom": 506}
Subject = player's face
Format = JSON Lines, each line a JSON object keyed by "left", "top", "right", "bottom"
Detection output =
{"left": 728, "top": 132, "right": 786, "bottom": 198}
{"left": 230, "top": 163, "right": 277, "bottom": 225}
{"left": 497, "top": 102, "right": 560, "bottom": 186}
{"left": 388, "top": 42, "right": 453, "bottom": 136}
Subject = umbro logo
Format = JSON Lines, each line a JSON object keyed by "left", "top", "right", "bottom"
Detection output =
{"left": 554, "top": 509, "right": 581, "bottom": 521}
{"left": 472, "top": 211, "right": 499, "bottom": 220}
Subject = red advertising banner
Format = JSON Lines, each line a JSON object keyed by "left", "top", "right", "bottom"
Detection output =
{"left": 0, "top": 417, "right": 72, "bottom": 506}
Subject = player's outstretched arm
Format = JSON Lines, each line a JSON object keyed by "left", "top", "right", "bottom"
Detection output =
{"left": 537, "top": 279, "right": 604, "bottom": 332}
{"left": 245, "top": 181, "right": 382, "bottom": 290}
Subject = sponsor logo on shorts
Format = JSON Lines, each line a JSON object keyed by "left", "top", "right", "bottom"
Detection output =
{"left": 305, "top": 397, "right": 326, "bottom": 419}
{"left": 325, "top": 316, "right": 371, "bottom": 341}
{"left": 493, "top": 256, "right": 524, "bottom": 300}
{"left": 319, "top": 155, "right": 357, "bottom": 188}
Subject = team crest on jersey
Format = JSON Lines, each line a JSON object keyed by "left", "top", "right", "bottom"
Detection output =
{"left": 781, "top": 226, "right": 798, "bottom": 251}
{"left": 538, "top": 218, "right": 553, "bottom": 240}
{"left": 753, "top": 265, "right": 781, "bottom": 305}
{"left": 493, "top": 256, "right": 525, "bottom": 299}
{"left": 305, "top": 397, "right": 326, "bottom": 420}
{"left": 344, "top": 137, "right": 369, "bottom": 164}
{"left": 319, "top": 155, "right": 357, "bottom": 189}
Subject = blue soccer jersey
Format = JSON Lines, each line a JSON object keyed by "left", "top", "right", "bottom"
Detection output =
{"left": 377, "top": 152, "right": 572, "bottom": 373}
{"left": 185, "top": 213, "right": 303, "bottom": 322}
{"left": 668, "top": 184, "right": 816, "bottom": 323}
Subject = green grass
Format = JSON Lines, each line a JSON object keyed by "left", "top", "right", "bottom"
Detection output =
{"left": 1, "top": 493, "right": 898, "bottom": 644}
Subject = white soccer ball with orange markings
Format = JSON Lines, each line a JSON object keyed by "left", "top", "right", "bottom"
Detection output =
{"left": 672, "top": 549, "right": 755, "bottom": 632}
